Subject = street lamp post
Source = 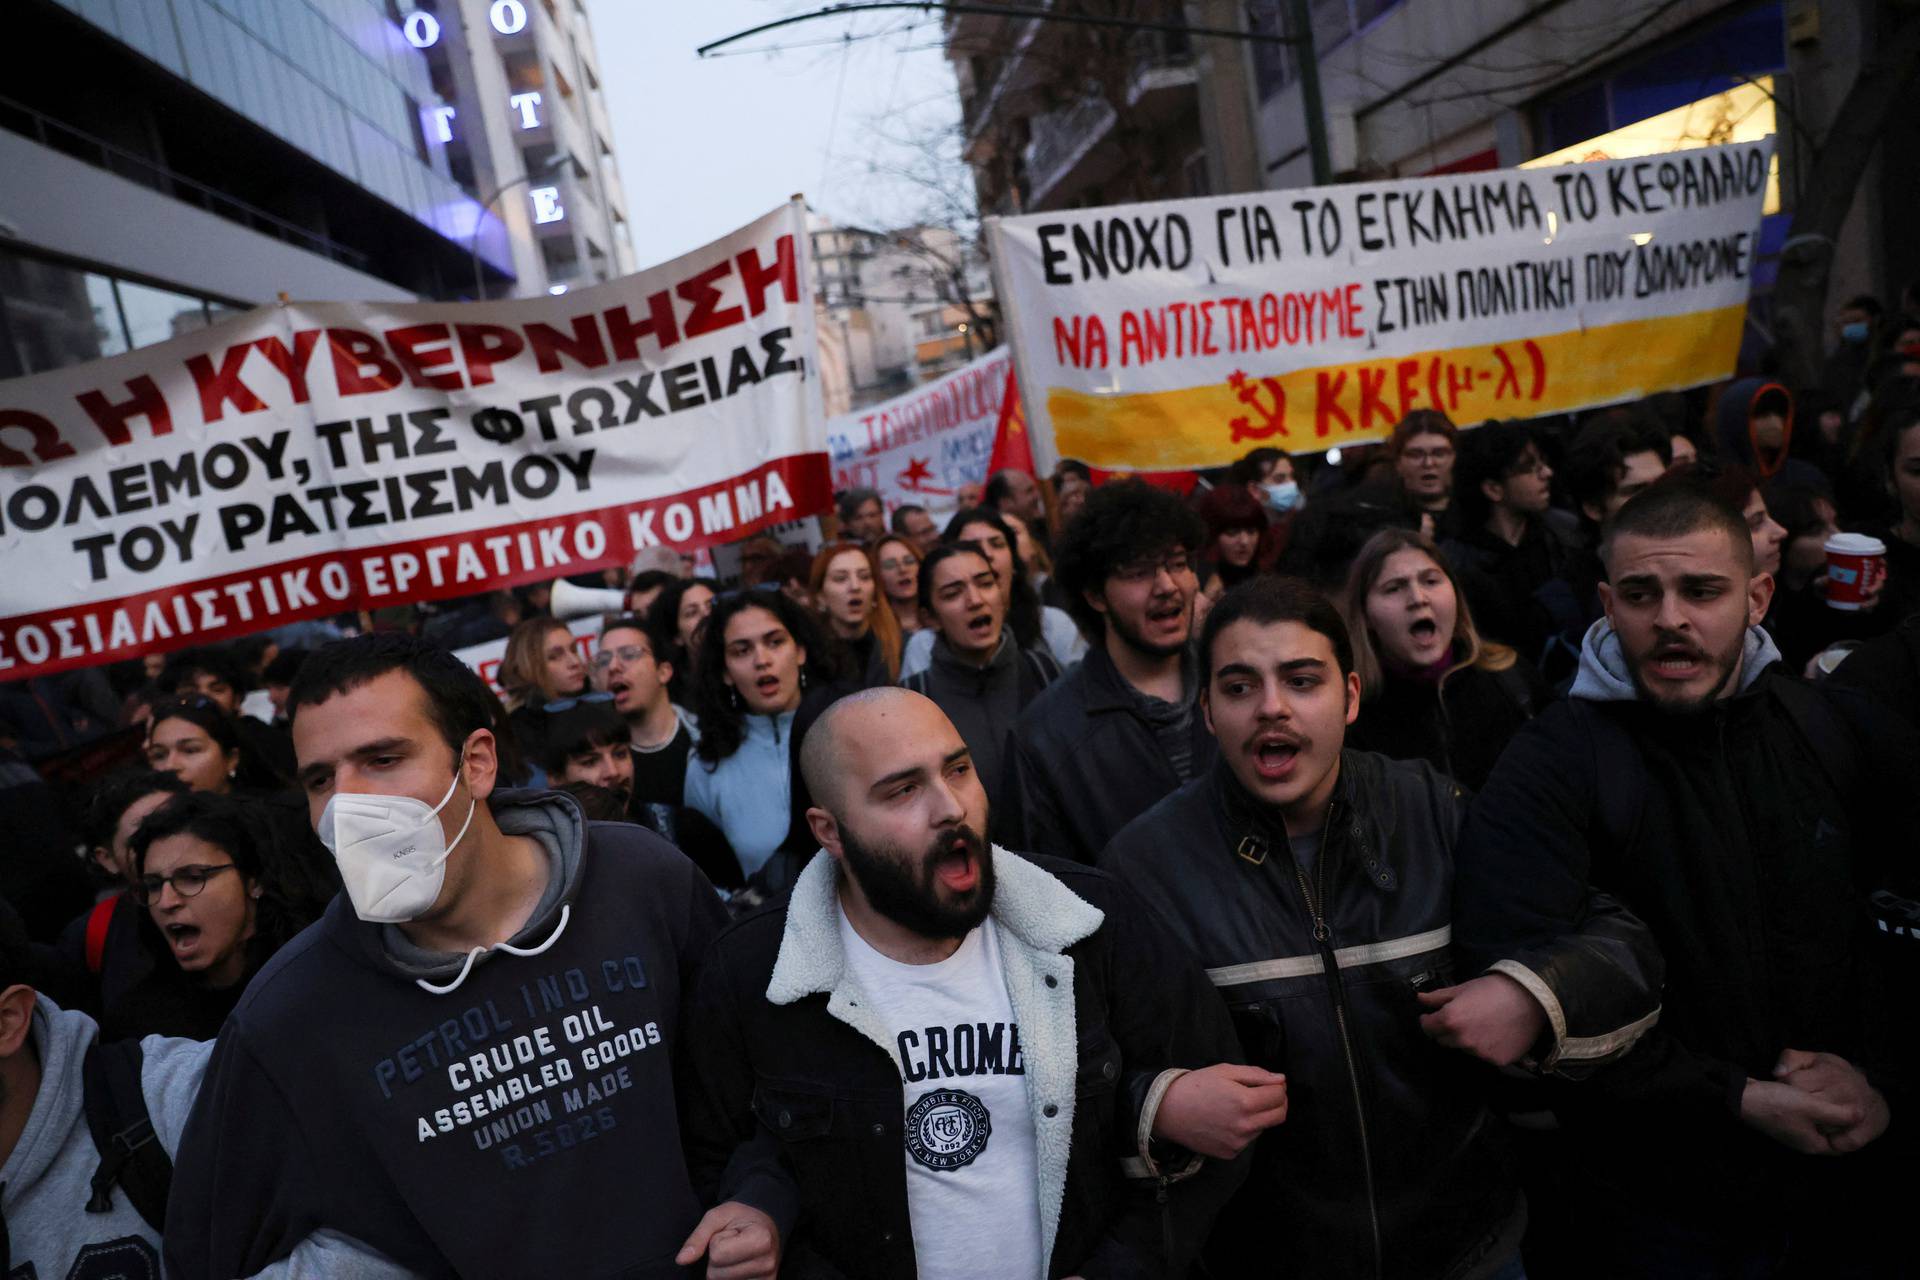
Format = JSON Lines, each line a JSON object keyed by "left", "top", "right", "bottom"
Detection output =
{"left": 468, "top": 153, "right": 570, "bottom": 300}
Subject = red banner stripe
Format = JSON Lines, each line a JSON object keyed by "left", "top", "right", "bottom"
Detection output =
{"left": 0, "top": 453, "right": 831, "bottom": 679}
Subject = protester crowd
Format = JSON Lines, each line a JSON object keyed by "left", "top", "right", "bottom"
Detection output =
{"left": 1, "top": 296, "right": 1918, "bottom": 1279}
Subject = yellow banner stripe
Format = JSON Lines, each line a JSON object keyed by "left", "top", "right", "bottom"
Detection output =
{"left": 1045, "top": 304, "right": 1746, "bottom": 469}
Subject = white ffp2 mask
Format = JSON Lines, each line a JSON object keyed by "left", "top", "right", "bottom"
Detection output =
{"left": 318, "top": 769, "right": 475, "bottom": 923}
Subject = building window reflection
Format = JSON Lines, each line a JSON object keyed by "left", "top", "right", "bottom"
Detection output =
{"left": 0, "top": 246, "right": 239, "bottom": 379}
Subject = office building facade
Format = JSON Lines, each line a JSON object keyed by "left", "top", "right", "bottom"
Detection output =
{"left": 0, "top": 0, "right": 636, "bottom": 382}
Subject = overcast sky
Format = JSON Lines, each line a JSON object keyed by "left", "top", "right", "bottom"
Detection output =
{"left": 585, "top": 1, "right": 961, "bottom": 266}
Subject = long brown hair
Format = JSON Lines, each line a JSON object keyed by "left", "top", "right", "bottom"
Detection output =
{"left": 809, "top": 541, "right": 902, "bottom": 681}
{"left": 1340, "top": 528, "right": 1514, "bottom": 699}
{"left": 497, "top": 617, "right": 576, "bottom": 711}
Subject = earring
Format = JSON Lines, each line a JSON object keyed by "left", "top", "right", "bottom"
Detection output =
{"left": 228, "top": 767, "right": 238, "bottom": 779}
{"left": 800, "top": 668, "right": 809, "bottom": 690}
{"left": 729, "top": 686, "right": 742, "bottom": 710}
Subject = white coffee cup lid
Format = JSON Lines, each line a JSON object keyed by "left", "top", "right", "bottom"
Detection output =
{"left": 1825, "top": 532, "right": 1886, "bottom": 555}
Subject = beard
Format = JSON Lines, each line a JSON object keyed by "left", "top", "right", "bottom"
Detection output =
{"left": 838, "top": 821, "right": 994, "bottom": 941}
{"left": 1626, "top": 631, "right": 1744, "bottom": 713}
{"left": 1108, "top": 593, "right": 1190, "bottom": 660}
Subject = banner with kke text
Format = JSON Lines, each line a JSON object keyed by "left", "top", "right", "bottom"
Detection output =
{"left": 0, "top": 200, "right": 828, "bottom": 679}
{"left": 987, "top": 142, "right": 1773, "bottom": 472}
{"left": 825, "top": 347, "right": 1011, "bottom": 520}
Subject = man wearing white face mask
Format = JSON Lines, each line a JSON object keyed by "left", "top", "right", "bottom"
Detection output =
{"left": 164, "top": 634, "right": 785, "bottom": 1280}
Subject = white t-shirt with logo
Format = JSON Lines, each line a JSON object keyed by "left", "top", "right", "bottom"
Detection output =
{"left": 836, "top": 908, "right": 1044, "bottom": 1280}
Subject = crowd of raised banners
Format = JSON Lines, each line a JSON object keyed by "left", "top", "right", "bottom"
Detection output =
{"left": 0, "top": 145, "right": 1773, "bottom": 678}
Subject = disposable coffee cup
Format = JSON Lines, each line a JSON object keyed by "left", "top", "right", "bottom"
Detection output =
{"left": 1824, "top": 533, "right": 1886, "bottom": 611}
{"left": 1812, "top": 643, "right": 1859, "bottom": 678}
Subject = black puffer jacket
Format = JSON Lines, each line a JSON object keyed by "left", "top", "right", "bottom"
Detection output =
{"left": 1346, "top": 658, "right": 1547, "bottom": 791}
{"left": 1004, "top": 646, "right": 1215, "bottom": 864}
{"left": 902, "top": 632, "right": 1061, "bottom": 828}
{"left": 1440, "top": 514, "right": 1582, "bottom": 665}
{"left": 1101, "top": 752, "right": 1634, "bottom": 1280}
{"left": 1453, "top": 622, "right": 1909, "bottom": 1229}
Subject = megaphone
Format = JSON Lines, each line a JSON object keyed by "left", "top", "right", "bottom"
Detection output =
{"left": 551, "top": 580, "right": 629, "bottom": 621}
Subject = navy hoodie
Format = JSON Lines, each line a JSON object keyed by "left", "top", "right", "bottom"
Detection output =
{"left": 163, "top": 789, "right": 731, "bottom": 1279}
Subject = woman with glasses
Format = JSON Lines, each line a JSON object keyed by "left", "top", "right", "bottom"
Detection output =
{"left": 871, "top": 534, "right": 926, "bottom": 638}
{"left": 1287, "top": 411, "right": 1463, "bottom": 587}
{"left": 102, "top": 792, "right": 334, "bottom": 1041}
{"left": 144, "top": 695, "right": 287, "bottom": 795}
{"left": 53, "top": 771, "right": 189, "bottom": 1017}
{"left": 1341, "top": 529, "right": 1546, "bottom": 791}
{"left": 809, "top": 541, "right": 903, "bottom": 687}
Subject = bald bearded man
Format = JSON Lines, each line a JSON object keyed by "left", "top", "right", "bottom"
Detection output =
{"left": 678, "top": 689, "right": 1255, "bottom": 1278}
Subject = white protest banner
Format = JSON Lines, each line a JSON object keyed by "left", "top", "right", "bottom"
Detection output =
{"left": 824, "top": 347, "right": 1011, "bottom": 519}
{"left": 454, "top": 616, "right": 602, "bottom": 697}
{"left": 0, "top": 201, "right": 828, "bottom": 679}
{"left": 987, "top": 142, "right": 1773, "bottom": 472}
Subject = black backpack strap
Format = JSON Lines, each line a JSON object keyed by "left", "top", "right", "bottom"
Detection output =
{"left": 1023, "top": 646, "right": 1062, "bottom": 693}
{"left": 1491, "top": 661, "right": 1539, "bottom": 722}
{"left": 82, "top": 1039, "right": 172, "bottom": 1231}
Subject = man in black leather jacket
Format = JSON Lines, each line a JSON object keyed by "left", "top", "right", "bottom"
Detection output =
{"left": 1102, "top": 578, "right": 1662, "bottom": 1280}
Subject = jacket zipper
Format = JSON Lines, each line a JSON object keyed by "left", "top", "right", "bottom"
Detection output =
{"left": 1284, "top": 801, "right": 1383, "bottom": 1278}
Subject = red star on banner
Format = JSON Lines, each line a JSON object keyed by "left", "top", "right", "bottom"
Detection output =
{"left": 899, "top": 457, "right": 936, "bottom": 490}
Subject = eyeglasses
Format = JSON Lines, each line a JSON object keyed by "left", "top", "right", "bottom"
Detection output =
{"left": 543, "top": 691, "right": 616, "bottom": 713}
{"left": 134, "top": 863, "right": 237, "bottom": 904}
{"left": 715, "top": 583, "right": 782, "bottom": 605}
{"left": 591, "top": 646, "right": 651, "bottom": 670}
{"left": 1401, "top": 447, "right": 1455, "bottom": 465}
{"left": 1111, "top": 554, "right": 1195, "bottom": 585}
{"left": 154, "top": 694, "right": 221, "bottom": 715}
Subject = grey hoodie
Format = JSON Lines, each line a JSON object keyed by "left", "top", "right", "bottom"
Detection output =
{"left": 376, "top": 786, "right": 584, "bottom": 988}
{"left": 1, "top": 997, "right": 415, "bottom": 1279}
{"left": 1569, "top": 617, "right": 1781, "bottom": 702}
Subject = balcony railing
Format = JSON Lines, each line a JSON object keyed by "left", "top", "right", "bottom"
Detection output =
{"left": 1022, "top": 31, "right": 1195, "bottom": 201}
{"left": 0, "top": 93, "right": 375, "bottom": 273}
{"left": 1024, "top": 93, "right": 1115, "bottom": 195}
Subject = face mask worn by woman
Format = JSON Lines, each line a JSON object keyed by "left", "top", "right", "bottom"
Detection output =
{"left": 1263, "top": 480, "right": 1302, "bottom": 514}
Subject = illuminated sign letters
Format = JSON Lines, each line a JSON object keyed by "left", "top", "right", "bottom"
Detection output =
{"left": 429, "top": 105, "right": 456, "bottom": 143}
{"left": 403, "top": 11, "right": 441, "bottom": 48}
{"left": 490, "top": 0, "right": 528, "bottom": 35}
{"left": 530, "top": 186, "right": 565, "bottom": 224}
{"left": 510, "top": 91, "right": 544, "bottom": 129}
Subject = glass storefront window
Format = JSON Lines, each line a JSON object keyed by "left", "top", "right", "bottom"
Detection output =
{"left": 85, "top": 273, "right": 130, "bottom": 357}
{"left": 115, "top": 279, "right": 213, "bottom": 350}
{"left": 0, "top": 246, "right": 232, "bottom": 379}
